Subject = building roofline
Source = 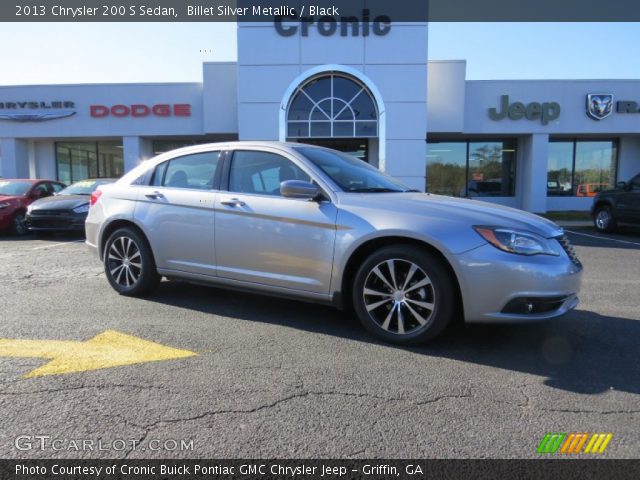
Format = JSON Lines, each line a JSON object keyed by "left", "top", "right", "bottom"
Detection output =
{"left": 0, "top": 82, "right": 202, "bottom": 89}
{"left": 467, "top": 78, "right": 640, "bottom": 83}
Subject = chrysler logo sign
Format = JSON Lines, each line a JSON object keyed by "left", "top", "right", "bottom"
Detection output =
{"left": 0, "top": 101, "right": 76, "bottom": 122}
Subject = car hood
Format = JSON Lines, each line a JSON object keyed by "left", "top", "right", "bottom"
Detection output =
{"left": 0, "top": 195, "right": 23, "bottom": 203}
{"left": 339, "top": 192, "right": 563, "bottom": 238}
{"left": 29, "top": 195, "right": 89, "bottom": 210}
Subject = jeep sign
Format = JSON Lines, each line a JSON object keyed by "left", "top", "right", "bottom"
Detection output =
{"left": 489, "top": 95, "right": 561, "bottom": 125}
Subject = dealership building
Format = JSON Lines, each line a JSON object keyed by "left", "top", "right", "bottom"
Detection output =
{"left": 1, "top": 21, "right": 639, "bottom": 212}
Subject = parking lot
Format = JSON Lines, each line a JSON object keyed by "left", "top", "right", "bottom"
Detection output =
{"left": 0, "top": 227, "right": 638, "bottom": 459}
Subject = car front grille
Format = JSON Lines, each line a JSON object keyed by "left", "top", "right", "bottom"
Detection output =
{"left": 556, "top": 234, "right": 582, "bottom": 268}
{"left": 30, "top": 209, "right": 71, "bottom": 216}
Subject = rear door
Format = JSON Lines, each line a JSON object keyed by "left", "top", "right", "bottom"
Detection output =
{"left": 214, "top": 148, "right": 338, "bottom": 294}
{"left": 134, "top": 150, "right": 222, "bottom": 277}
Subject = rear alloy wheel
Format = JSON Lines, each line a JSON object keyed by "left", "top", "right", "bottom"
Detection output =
{"left": 104, "top": 227, "right": 159, "bottom": 296}
{"left": 594, "top": 205, "right": 616, "bottom": 233}
{"left": 10, "top": 211, "right": 28, "bottom": 236}
{"left": 352, "top": 245, "right": 454, "bottom": 345}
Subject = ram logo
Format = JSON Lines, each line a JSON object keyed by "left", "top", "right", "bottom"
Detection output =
{"left": 586, "top": 94, "right": 614, "bottom": 120}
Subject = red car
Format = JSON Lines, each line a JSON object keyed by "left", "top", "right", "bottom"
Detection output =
{"left": 0, "top": 179, "right": 66, "bottom": 235}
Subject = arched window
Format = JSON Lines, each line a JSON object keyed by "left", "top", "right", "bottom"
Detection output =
{"left": 286, "top": 73, "right": 378, "bottom": 138}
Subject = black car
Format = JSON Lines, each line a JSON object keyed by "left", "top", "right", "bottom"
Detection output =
{"left": 26, "top": 178, "right": 117, "bottom": 233}
{"left": 591, "top": 174, "right": 640, "bottom": 233}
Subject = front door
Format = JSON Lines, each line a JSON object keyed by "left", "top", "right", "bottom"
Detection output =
{"left": 215, "top": 149, "right": 337, "bottom": 294}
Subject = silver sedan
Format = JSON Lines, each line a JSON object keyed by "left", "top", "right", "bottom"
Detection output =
{"left": 86, "top": 142, "right": 582, "bottom": 345}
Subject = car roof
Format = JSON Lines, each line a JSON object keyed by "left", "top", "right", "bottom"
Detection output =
{"left": 154, "top": 141, "right": 324, "bottom": 157}
{"left": 0, "top": 178, "right": 61, "bottom": 183}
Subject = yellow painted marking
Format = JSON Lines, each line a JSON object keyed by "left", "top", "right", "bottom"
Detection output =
{"left": 0, "top": 330, "right": 197, "bottom": 378}
{"left": 584, "top": 434, "right": 598, "bottom": 453}
{"left": 597, "top": 434, "right": 613, "bottom": 454}
{"left": 591, "top": 434, "right": 607, "bottom": 453}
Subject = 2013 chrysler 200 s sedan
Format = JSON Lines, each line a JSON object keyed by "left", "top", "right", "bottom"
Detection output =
{"left": 86, "top": 142, "right": 582, "bottom": 345}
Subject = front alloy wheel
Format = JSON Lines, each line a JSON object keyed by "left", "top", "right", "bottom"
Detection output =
{"left": 104, "top": 227, "right": 159, "bottom": 296}
{"left": 353, "top": 245, "right": 454, "bottom": 345}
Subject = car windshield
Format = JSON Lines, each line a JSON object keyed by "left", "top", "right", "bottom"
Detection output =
{"left": 0, "top": 181, "right": 32, "bottom": 196}
{"left": 296, "top": 147, "right": 413, "bottom": 193}
{"left": 59, "top": 179, "right": 112, "bottom": 195}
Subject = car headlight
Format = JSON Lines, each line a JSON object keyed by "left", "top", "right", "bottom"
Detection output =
{"left": 0, "top": 201, "right": 9, "bottom": 210}
{"left": 473, "top": 226, "right": 560, "bottom": 256}
{"left": 72, "top": 204, "right": 90, "bottom": 214}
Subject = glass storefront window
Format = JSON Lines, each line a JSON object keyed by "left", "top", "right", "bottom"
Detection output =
{"left": 547, "top": 139, "right": 617, "bottom": 196}
{"left": 575, "top": 141, "right": 617, "bottom": 196}
{"left": 547, "top": 142, "right": 574, "bottom": 196}
{"left": 425, "top": 142, "right": 467, "bottom": 196}
{"left": 56, "top": 142, "right": 123, "bottom": 184}
{"left": 426, "top": 140, "right": 517, "bottom": 197}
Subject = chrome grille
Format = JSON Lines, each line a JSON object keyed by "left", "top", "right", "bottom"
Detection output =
{"left": 557, "top": 235, "right": 582, "bottom": 267}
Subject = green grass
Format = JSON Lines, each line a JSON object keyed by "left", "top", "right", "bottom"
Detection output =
{"left": 541, "top": 211, "right": 592, "bottom": 221}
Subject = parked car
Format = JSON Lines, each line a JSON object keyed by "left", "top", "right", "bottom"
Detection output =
{"left": 576, "top": 183, "right": 609, "bottom": 197}
{"left": 26, "top": 178, "right": 117, "bottom": 233}
{"left": 591, "top": 174, "right": 640, "bottom": 233}
{"left": 0, "top": 179, "right": 66, "bottom": 235}
{"left": 86, "top": 142, "right": 583, "bottom": 345}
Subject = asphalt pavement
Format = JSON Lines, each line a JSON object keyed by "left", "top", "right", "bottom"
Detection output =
{"left": 0, "top": 227, "right": 638, "bottom": 459}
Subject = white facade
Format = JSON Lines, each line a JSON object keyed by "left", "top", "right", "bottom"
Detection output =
{"left": 1, "top": 22, "right": 639, "bottom": 212}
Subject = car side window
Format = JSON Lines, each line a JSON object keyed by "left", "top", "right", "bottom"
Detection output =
{"left": 33, "top": 183, "right": 51, "bottom": 197}
{"left": 155, "top": 151, "right": 221, "bottom": 190}
{"left": 631, "top": 175, "right": 640, "bottom": 191}
{"left": 51, "top": 183, "right": 65, "bottom": 193}
{"left": 228, "top": 150, "right": 310, "bottom": 196}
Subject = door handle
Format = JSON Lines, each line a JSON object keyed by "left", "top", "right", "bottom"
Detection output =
{"left": 145, "top": 191, "right": 164, "bottom": 200}
{"left": 220, "top": 198, "right": 246, "bottom": 207}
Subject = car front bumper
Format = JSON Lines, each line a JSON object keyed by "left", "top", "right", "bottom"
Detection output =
{"left": 453, "top": 243, "right": 583, "bottom": 323}
{"left": 26, "top": 212, "right": 86, "bottom": 232}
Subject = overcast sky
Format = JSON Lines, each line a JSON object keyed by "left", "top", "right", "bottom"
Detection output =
{"left": 0, "top": 22, "right": 637, "bottom": 85}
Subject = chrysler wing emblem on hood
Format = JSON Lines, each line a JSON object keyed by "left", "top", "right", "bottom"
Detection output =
{"left": 0, "top": 111, "right": 76, "bottom": 122}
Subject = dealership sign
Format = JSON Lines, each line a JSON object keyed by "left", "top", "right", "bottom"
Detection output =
{"left": 275, "top": 8, "right": 391, "bottom": 37}
{"left": 586, "top": 93, "right": 640, "bottom": 120}
{"left": 586, "top": 94, "right": 614, "bottom": 120}
{"left": 0, "top": 100, "right": 76, "bottom": 122}
{"left": 489, "top": 95, "right": 561, "bottom": 125}
{"left": 90, "top": 104, "right": 191, "bottom": 118}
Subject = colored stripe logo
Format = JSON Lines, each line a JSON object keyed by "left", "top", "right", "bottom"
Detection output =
{"left": 537, "top": 433, "right": 612, "bottom": 454}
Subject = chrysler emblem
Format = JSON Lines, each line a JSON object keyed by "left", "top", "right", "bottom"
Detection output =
{"left": 586, "top": 94, "right": 614, "bottom": 120}
{"left": 0, "top": 111, "right": 76, "bottom": 122}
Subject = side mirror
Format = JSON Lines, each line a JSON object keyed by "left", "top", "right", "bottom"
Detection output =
{"left": 280, "top": 180, "right": 320, "bottom": 200}
{"left": 616, "top": 181, "right": 628, "bottom": 190}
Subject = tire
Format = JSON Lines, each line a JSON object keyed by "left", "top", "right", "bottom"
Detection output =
{"left": 103, "top": 227, "right": 159, "bottom": 296}
{"left": 10, "top": 211, "right": 28, "bottom": 236}
{"left": 352, "top": 245, "right": 455, "bottom": 346}
{"left": 593, "top": 205, "right": 616, "bottom": 233}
